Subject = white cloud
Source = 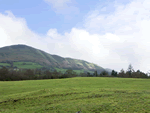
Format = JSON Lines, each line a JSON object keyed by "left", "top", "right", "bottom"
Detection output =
{"left": 82, "top": 0, "right": 150, "bottom": 73}
{"left": 44, "top": 0, "right": 79, "bottom": 15}
{"left": 1, "top": 0, "right": 150, "bottom": 74}
{"left": 47, "top": 28, "right": 64, "bottom": 40}
{"left": 0, "top": 11, "right": 61, "bottom": 53}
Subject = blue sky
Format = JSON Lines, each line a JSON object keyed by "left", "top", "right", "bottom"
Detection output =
{"left": 1, "top": 0, "right": 150, "bottom": 73}
{"left": 0, "top": 0, "right": 102, "bottom": 34}
{"left": 0, "top": 0, "right": 131, "bottom": 34}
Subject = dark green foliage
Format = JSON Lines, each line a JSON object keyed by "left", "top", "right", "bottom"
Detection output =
{"left": 95, "top": 70, "right": 98, "bottom": 77}
{"left": 132, "top": 70, "right": 148, "bottom": 78}
{"left": 126, "top": 64, "right": 135, "bottom": 78}
{"left": 99, "top": 71, "right": 109, "bottom": 77}
{"left": 117, "top": 65, "right": 148, "bottom": 78}
{"left": 0, "top": 66, "right": 79, "bottom": 81}
{"left": 42, "top": 70, "right": 52, "bottom": 79}
{"left": 118, "top": 69, "right": 126, "bottom": 77}
{"left": 0, "top": 64, "right": 149, "bottom": 81}
{"left": 0, "top": 66, "right": 9, "bottom": 81}
{"left": 24, "top": 69, "right": 35, "bottom": 79}
{"left": 111, "top": 70, "right": 118, "bottom": 77}
{"left": 87, "top": 72, "right": 93, "bottom": 77}
{"left": 80, "top": 72, "right": 87, "bottom": 77}
{"left": 63, "top": 69, "right": 77, "bottom": 78}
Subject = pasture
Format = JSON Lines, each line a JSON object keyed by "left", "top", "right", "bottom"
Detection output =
{"left": 0, "top": 77, "right": 150, "bottom": 113}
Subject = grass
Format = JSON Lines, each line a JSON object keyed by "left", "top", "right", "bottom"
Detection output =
{"left": 0, "top": 62, "right": 43, "bottom": 69}
{"left": 54, "top": 68, "right": 93, "bottom": 74}
{"left": 0, "top": 77, "right": 150, "bottom": 113}
{"left": 54, "top": 68, "right": 84, "bottom": 74}
{"left": 54, "top": 68, "right": 68, "bottom": 73}
{"left": 13, "top": 62, "right": 43, "bottom": 69}
{"left": 0, "top": 63, "right": 10, "bottom": 66}
{"left": 0, "top": 62, "right": 94, "bottom": 73}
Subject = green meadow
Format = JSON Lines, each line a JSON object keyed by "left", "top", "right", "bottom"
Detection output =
{"left": 0, "top": 62, "right": 43, "bottom": 69}
{"left": 0, "top": 77, "right": 150, "bottom": 113}
{"left": 0, "top": 63, "right": 10, "bottom": 67}
{"left": 54, "top": 68, "right": 93, "bottom": 74}
{"left": 13, "top": 62, "right": 43, "bottom": 69}
{"left": 0, "top": 62, "right": 93, "bottom": 74}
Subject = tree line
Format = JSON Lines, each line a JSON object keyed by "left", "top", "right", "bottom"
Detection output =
{"left": 0, "top": 64, "right": 149, "bottom": 81}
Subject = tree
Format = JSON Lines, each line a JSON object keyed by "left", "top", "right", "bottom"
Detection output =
{"left": 126, "top": 64, "right": 135, "bottom": 78}
{"left": 0, "top": 66, "right": 9, "bottom": 81}
{"left": 52, "top": 70, "right": 59, "bottom": 79}
{"left": 64, "top": 69, "right": 77, "bottom": 78}
{"left": 111, "top": 70, "right": 118, "bottom": 77}
{"left": 99, "top": 71, "right": 108, "bottom": 77}
{"left": 136, "top": 70, "right": 148, "bottom": 78}
{"left": 43, "top": 70, "right": 52, "bottom": 79}
{"left": 80, "top": 72, "right": 87, "bottom": 77}
{"left": 118, "top": 69, "right": 125, "bottom": 77}
{"left": 94, "top": 70, "right": 98, "bottom": 77}
{"left": 24, "top": 69, "right": 35, "bottom": 79}
{"left": 87, "top": 72, "right": 91, "bottom": 77}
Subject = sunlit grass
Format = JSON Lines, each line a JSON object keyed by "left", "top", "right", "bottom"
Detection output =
{"left": 0, "top": 77, "right": 150, "bottom": 113}
{"left": 54, "top": 68, "right": 93, "bottom": 74}
{"left": 0, "top": 63, "right": 10, "bottom": 66}
{"left": 13, "top": 62, "right": 43, "bottom": 69}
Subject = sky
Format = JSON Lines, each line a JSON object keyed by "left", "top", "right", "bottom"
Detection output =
{"left": 0, "top": 0, "right": 150, "bottom": 73}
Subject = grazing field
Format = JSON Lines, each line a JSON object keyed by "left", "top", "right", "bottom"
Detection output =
{"left": 13, "top": 62, "right": 43, "bottom": 69}
{"left": 0, "top": 62, "right": 43, "bottom": 69}
{"left": 0, "top": 62, "right": 94, "bottom": 74}
{"left": 0, "top": 63, "right": 11, "bottom": 67}
{"left": 0, "top": 77, "right": 150, "bottom": 113}
{"left": 54, "top": 68, "right": 93, "bottom": 74}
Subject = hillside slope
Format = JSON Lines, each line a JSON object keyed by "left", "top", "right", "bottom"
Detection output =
{"left": 0, "top": 44, "right": 106, "bottom": 73}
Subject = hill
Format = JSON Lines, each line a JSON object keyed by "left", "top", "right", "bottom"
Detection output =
{"left": 0, "top": 44, "right": 109, "bottom": 74}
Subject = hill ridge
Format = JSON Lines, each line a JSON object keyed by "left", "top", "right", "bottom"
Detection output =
{"left": 0, "top": 44, "right": 111, "bottom": 74}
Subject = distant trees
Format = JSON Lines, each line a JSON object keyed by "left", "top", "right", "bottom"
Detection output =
{"left": 0, "top": 63, "right": 149, "bottom": 81}
{"left": 24, "top": 69, "right": 35, "bottom": 79}
{"left": 111, "top": 70, "right": 118, "bottom": 77}
{"left": 52, "top": 70, "right": 59, "bottom": 79}
{"left": 126, "top": 64, "right": 135, "bottom": 78}
{"left": 93, "top": 70, "right": 98, "bottom": 77}
{"left": 116, "top": 64, "right": 148, "bottom": 78}
{"left": 80, "top": 72, "right": 87, "bottom": 77}
{"left": 0, "top": 67, "right": 79, "bottom": 81}
{"left": 99, "top": 71, "right": 109, "bottom": 77}
{"left": 87, "top": 72, "right": 93, "bottom": 77}
{"left": 0, "top": 66, "right": 9, "bottom": 81}
{"left": 43, "top": 70, "right": 52, "bottom": 79}
{"left": 118, "top": 69, "right": 126, "bottom": 77}
{"left": 132, "top": 70, "right": 148, "bottom": 78}
{"left": 64, "top": 69, "right": 73, "bottom": 78}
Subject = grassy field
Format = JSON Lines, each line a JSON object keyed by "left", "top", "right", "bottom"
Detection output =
{"left": 13, "top": 62, "right": 43, "bottom": 69}
{"left": 0, "top": 77, "right": 150, "bottom": 113}
{"left": 0, "top": 62, "right": 43, "bottom": 69}
{"left": 54, "top": 68, "right": 93, "bottom": 74}
{"left": 0, "top": 62, "right": 94, "bottom": 74}
{"left": 0, "top": 63, "right": 10, "bottom": 66}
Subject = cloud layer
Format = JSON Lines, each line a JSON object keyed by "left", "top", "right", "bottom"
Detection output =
{"left": 1, "top": 0, "right": 150, "bottom": 73}
{"left": 83, "top": 0, "right": 150, "bottom": 72}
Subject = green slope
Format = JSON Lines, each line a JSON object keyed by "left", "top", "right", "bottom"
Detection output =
{"left": 0, "top": 44, "right": 107, "bottom": 73}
